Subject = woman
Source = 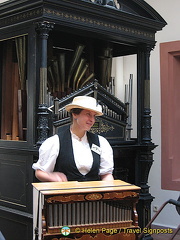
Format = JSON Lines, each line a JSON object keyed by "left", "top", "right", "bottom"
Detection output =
{"left": 32, "top": 96, "right": 114, "bottom": 182}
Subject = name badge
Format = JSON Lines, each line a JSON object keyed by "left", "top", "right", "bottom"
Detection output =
{"left": 91, "top": 144, "right": 101, "bottom": 155}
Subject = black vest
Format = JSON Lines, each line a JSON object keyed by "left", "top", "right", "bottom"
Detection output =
{"left": 54, "top": 126, "right": 101, "bottom": 181}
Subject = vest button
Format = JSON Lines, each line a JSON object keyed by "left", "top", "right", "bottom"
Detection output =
{"left": 82, "top": 176, "right": 86, "bottom": 181}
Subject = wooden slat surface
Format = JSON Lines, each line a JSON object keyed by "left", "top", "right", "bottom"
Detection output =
{"left": 32, "top": 180, "right": 140, "bottom": 195}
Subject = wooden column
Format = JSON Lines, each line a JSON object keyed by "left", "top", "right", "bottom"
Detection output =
{"left": 35, "top": 21, "right": 54, "bottom": 146}
{"left": 136, "top": 44, "right": 156, "bottom": 229}
{"left": 142, "top": 45, "right": 153, "bottom": 144}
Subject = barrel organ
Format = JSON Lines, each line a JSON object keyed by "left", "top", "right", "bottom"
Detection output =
{"left": 32, "top": 180, "right": 140, "bottom": 240}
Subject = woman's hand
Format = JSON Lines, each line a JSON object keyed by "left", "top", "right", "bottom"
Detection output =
{"left": 35, "top": 169, "right": 68, "bottom": 182}
{"left": 47, "top": 172, "right": 68, "bottom": 182}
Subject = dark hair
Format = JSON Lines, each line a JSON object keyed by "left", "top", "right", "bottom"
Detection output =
{"left": 69, "top": 108, "right": 83, "bottom": 122}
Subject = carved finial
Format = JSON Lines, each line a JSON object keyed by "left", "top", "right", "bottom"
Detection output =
{"left": 87, "top": 0, "right": 118, "bottom": 9}
{"left": 102, "top": 0, "right": 116, "bottom": 8}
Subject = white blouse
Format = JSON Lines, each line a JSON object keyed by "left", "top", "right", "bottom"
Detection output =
{"left": 32, "top": 132, "right": 114, "bottom": 176}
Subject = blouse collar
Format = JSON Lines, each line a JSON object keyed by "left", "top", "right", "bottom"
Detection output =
{"left": 70, "top": 129, "right": 87, "bottom": 142}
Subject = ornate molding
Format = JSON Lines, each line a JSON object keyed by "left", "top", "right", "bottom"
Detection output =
{"left": 46, "top": 191, "right": 139, "bottom": 203}
{"left": 44, "top": 8, "right": 154, "bottom": 40}
{"left": 0, "top": 5, "right": 154, "bottom": 42}
{"left": 0, "top": 9, "right": 43, "bottom": 28}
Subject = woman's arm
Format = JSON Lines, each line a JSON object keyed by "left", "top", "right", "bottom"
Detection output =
{"left": 100, "top": 173, "right": 114, "bottom": 181}
{"left": 35, "top": 169, "right": 68, "bottom": 182}
{"left": 98, "top": 136, "right": 114, "bottom": 180}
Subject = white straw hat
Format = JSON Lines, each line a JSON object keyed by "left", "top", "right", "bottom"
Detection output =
{"left": 65, "top": 96, "right": 103, "bottom": 116}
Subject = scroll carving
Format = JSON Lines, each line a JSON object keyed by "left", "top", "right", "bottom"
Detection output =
{"left": 46, "top": 191, "right": 139, "bottom": 203}
{"left": 46, "top": 194, "right": 85, "bottom": 203}
{"left": 103, "top": 191, "right": 139, "bottom": 200}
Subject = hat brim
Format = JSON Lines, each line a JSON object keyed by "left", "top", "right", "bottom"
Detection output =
{"left": 65, "top": 104, "right": 103, "bottom": 116}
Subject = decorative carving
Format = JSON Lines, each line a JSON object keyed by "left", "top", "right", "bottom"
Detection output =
{"left": 139, "top": 148, "right": 154, "bottom": 185}
{"left": 101, "top": 0, "right": 117, "bottom": 8}
{"left": 0, "top": 9, "right": 43, "bottom": 28}
{"left": 87, "top": 0, "right": 117, "bottom": 9}
{"left": 36, "top": 104, "right": 49, "bottom": 146}
{"left": 85, "top": 193, "right": 102, "bottom": 201}
{"left": 142, "top": 108, "right": 152, "bottom": 143}
{"left": 36, "top": 21, "right": 54, "bottom": 40}
{"left": 46, "top": 194, "right": 85, "bottom": 203}
{"left": 132, "top": 202, "right": 139, "bottom": 227}
{"left": 90, "top": 119, "right": 114, "bottom": 134}
{"left": 103, "top": 191, "right": 139, "bottom": 200}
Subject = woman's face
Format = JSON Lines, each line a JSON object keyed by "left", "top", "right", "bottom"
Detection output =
{"left": 72, "top": 109, "right": 96, "bottom": 131}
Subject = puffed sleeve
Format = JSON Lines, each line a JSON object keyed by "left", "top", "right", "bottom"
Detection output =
{"left": 98, "top": 135, "right": 114, "bottom": 176}
{"left": 32, "top": 135, "right": 59, "bottom": 172}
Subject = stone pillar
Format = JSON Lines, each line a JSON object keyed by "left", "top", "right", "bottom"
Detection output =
{"left": 35, "top": 21, "right": 54, "bottom": 146}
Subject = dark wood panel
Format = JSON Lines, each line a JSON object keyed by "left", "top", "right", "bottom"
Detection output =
{"left": 0, "top": 208, "right": 32, "bottom": 240}
{"left": 113, "top": 146, "right": 137, "bottom": 184}
{"left": 0, "top": 153, "right": 34, "bottom": 213}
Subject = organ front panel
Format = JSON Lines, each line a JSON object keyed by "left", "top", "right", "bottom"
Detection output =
{"left": 32, "top": 180, "right": 140, "bottom": 240}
